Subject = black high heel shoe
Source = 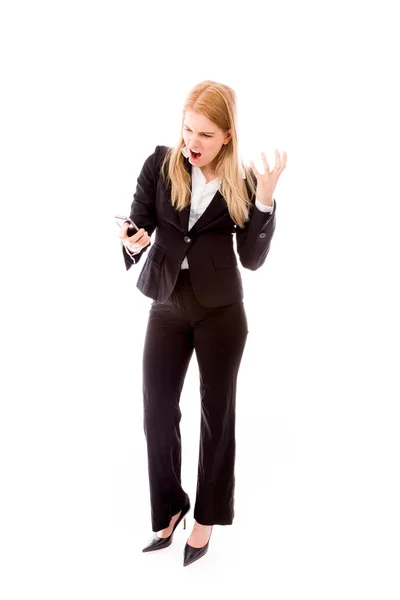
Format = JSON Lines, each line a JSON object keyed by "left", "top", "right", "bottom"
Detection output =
{"left": 183, "top": 525, "right": 213, "bottom": 567}
{"left": 142, "top": 495, "right": 191, "bottom": 552}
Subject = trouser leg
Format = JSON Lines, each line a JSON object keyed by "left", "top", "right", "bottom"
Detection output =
{"left": 192, "top": 301, "right": 249, "bottom": 525}
{"left": 142, "top": 295, "right": 194, "bottom": 532}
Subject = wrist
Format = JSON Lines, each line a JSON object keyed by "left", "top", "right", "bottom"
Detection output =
{"left": 258, "top": 197, "right": 273, "bottom": 207}
{"left": 125, "top": 244, "right": 140, "bottom": 255}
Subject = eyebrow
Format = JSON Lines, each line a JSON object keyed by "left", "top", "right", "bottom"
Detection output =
{"left": 183, "top": 124, "right": 215, "bottom": 135}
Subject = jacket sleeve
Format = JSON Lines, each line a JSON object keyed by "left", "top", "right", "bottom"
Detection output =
{"left": 235, "top": 176, "right": 277, "bottom": 271}
{"left": 122, "top": 145, "right": 160, "bottom": 271}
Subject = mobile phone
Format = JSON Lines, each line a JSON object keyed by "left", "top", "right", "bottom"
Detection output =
{"left": 114, "top": 215, "right": 140, "bottom": 237}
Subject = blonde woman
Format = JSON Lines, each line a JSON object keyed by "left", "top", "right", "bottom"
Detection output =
{"left": 118, "top": 80, "right": 287, "bottom": 567}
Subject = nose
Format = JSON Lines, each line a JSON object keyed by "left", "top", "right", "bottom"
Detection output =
{"left": 188, "top": 134, "right": 201, "bottom": 146}
{"left": 189, "top": 138, "right": 201, "bottom": 150}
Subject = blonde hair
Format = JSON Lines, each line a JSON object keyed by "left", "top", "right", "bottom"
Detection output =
{"left": 160, "top": 80, "right": 257, "bottom": 229}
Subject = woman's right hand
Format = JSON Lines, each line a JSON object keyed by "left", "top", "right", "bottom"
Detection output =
{"left": 118, "top": 221, "right": 151, "bottom": 254}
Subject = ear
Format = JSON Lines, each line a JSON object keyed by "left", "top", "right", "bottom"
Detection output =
{"left": 224, "top": 129, "right": 232, "bottom": 144}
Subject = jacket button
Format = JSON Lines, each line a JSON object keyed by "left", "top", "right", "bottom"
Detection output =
{"left": 259, "top": 232, "right": 266, "bottom": 238}
{"left": 184, "top": 236, "right": 191, "bottom": 243}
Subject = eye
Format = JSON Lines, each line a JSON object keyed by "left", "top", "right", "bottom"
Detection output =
{"left": 184, "top": 127, "right": 211, "bottom": 138}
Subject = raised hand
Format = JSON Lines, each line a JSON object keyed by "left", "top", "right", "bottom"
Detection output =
{"left": 249, "top": 150, "right": 287, "bottom": 206}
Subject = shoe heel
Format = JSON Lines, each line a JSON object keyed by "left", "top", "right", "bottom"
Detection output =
{"left": 183, "top": 516, "right": 186, "bottom": 530}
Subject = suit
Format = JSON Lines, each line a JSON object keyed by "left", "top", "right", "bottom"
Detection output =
{"left": 122, "top": 144, "right": 278, "bottom": 532}
{"left": 121, "top": 144, "right": 277, "bottom": 308}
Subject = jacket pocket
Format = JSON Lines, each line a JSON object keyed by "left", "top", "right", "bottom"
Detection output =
{"left": 212, "top": 253, "right": 238, "bottom": 269}
{"left": 147, "top": 243, "right": 166, "bottom": 267}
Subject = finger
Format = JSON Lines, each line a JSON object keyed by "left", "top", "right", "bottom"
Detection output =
{"left": 276, "top": 150, "right": 287, "bottom": 174}
{"left": 120, "top": 222, "right": 130, "bottom": 235}
{"left": 119, "top": 222, "right": 130, "bottom": 238}
{"left": 124, "top": 226, "right": 143, "bottom": 240}
{"left": 275, "top": 150, "right": 282, "bottom": 169}
{"left": 270, "top": 150, "right": 282, "bottom": 173}
{"left": 139, "top": 234, "right": 149, "bottom": 248}
{"left": 121, "top": 226, "right": 140, "bottom": 243}
{"left": 130, "top": 228, "right": 145, "bottom": 243}
{"left": 261, "top": 151, "right": 271, "bottom": 172}
{"left": 249, "top": 159, "right": 261, "bottom": 178}
{"left": 128, "top": 235, "right": 148, "bottom": 251}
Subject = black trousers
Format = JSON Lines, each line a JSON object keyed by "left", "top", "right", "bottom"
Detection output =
{"left": 142, "top": 268, "right": 249, "bottom": 532}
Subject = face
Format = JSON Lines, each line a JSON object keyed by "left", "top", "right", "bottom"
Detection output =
{"left": 182, "top": 110, "right": 231, "bottom": 174}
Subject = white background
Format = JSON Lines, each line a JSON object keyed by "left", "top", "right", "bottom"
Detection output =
{"left": 1, "top": 0, "right": 399, "bottom": 597}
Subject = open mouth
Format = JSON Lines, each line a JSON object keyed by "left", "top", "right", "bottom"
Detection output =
{"left": 190, "top": 149, "right": 202, "bottom": 159}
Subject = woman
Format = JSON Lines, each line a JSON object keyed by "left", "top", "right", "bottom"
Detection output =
{"left": 118, "top": 80, "right": 287, "bottom": 567}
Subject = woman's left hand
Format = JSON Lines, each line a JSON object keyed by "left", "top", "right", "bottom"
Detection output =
{"left": 249, "top": 150, "right": 287, "bottom": 206}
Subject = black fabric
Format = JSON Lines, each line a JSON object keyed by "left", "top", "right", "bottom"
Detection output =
{"left": 122, "top": 145, "right": 277, "bottom": 308}
{"left": 142, "top": 269, "right": 249, "bottom": 531}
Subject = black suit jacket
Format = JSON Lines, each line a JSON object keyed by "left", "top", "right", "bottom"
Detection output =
{"left": 122, "top": 145, "right": 277, "bottom": 308}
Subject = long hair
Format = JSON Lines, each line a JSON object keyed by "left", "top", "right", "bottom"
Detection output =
{"left": 160, "top": 80, "right": 257, "bottom": 229}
